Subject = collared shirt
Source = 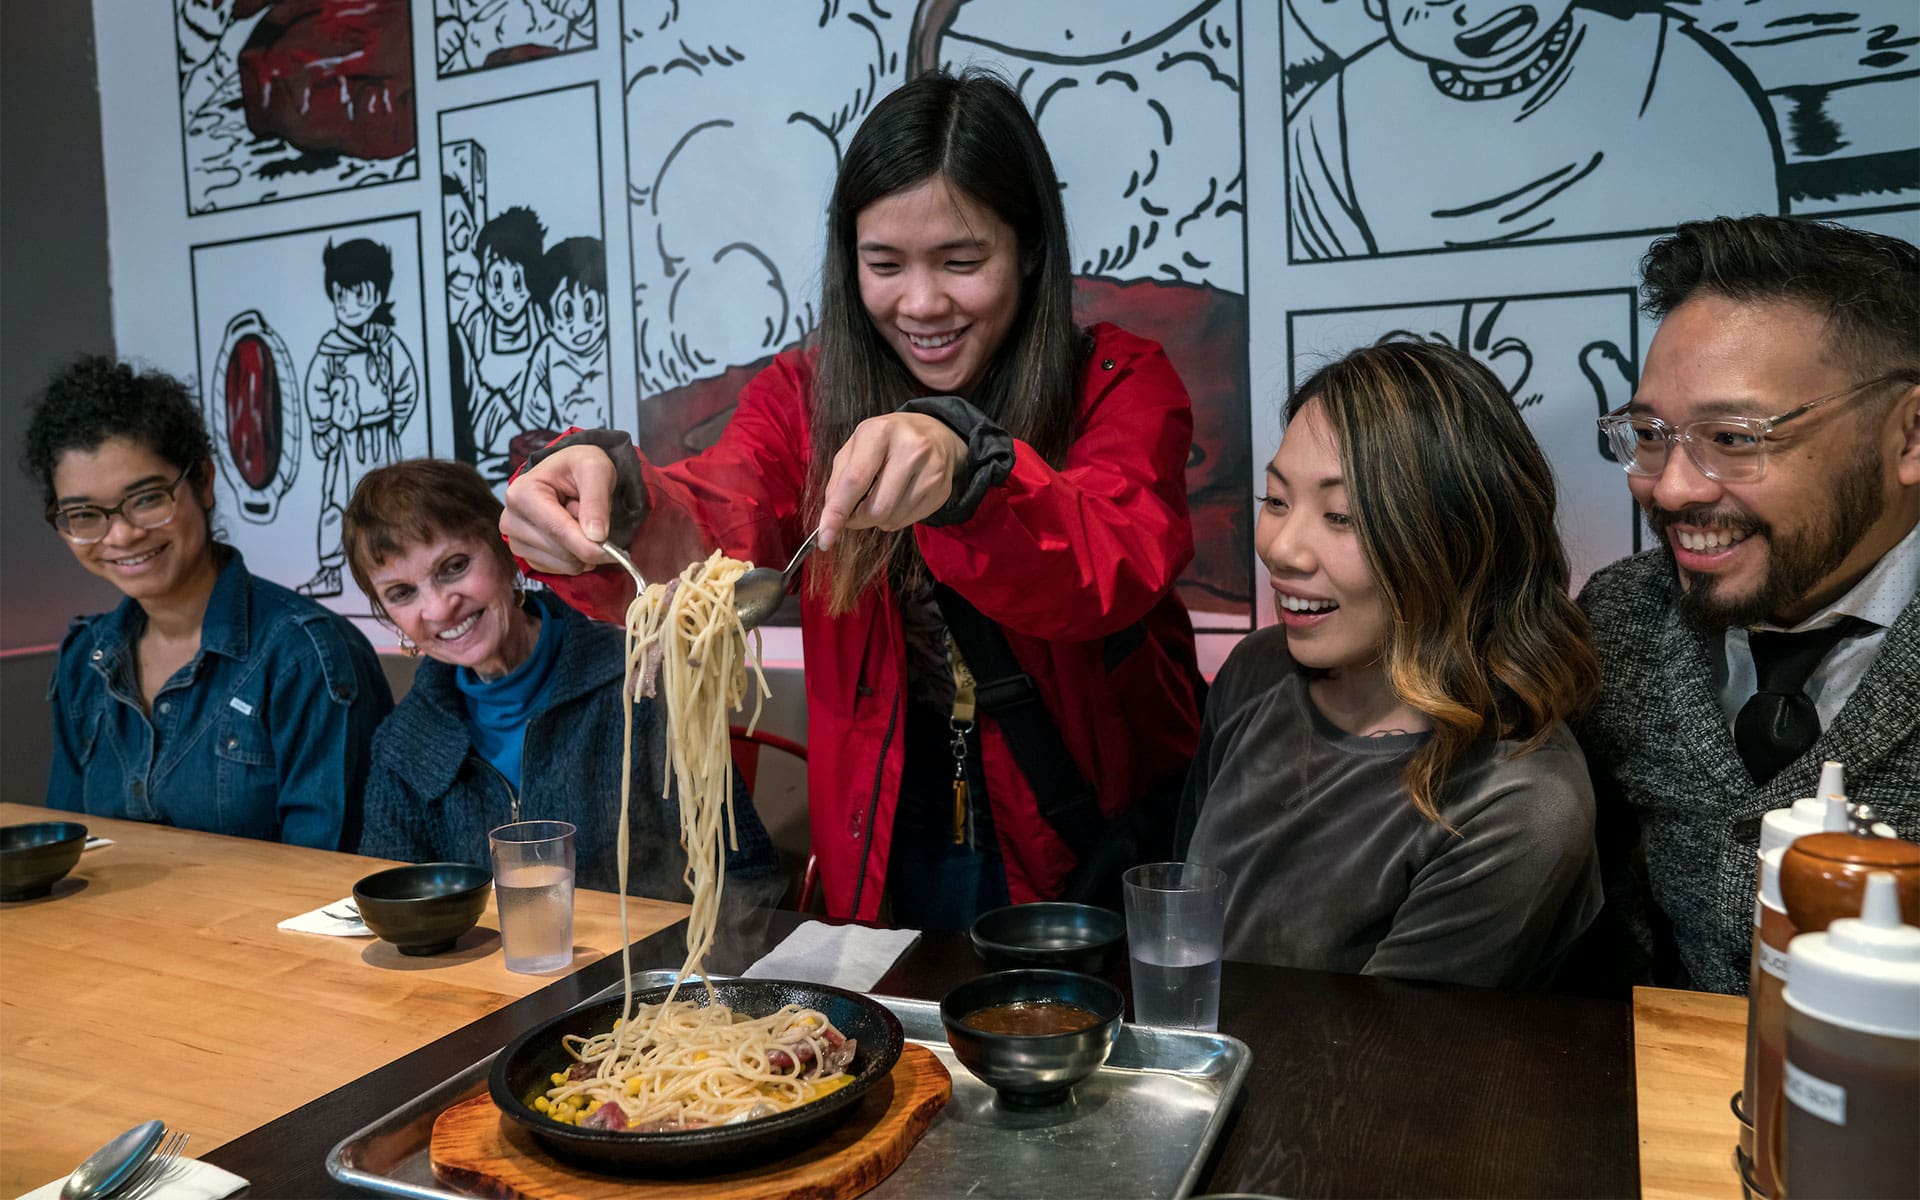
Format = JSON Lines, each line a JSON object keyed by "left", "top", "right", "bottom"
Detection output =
{"left": 45, "top": 547, "right": 391, "bottom": 848}
{"left": 1717, "top": 519, "right": 1920, "bottom": 730}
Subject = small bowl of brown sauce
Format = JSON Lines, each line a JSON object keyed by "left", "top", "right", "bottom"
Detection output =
{"left": 940, "top": 968, "right": 1124, "bottom": 1107}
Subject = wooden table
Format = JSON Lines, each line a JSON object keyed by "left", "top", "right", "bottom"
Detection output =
{"left": 1634, "top": 986, "right": 1749, "bottom": 1200}
{"left": 204, "top": 911, "right": 1644, "bottom": 1197}
{"left": 0, "top": 803, "right": 686, "bottom": 1193}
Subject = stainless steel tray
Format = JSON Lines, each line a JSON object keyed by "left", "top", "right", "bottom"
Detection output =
{"left": 328, "top": 970, "right": 1252, "bottom": 1199}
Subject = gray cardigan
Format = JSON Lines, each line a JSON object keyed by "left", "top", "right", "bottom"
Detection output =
{"left": 358, "top": 592, "right": 784, "bottom": 905}
{"left": 1575, "top": 549, "right": 1920, "bottom": 994}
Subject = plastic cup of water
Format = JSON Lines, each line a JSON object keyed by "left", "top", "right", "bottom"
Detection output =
{"left": 488, "top": 820, "right": 577, "bottom": 973}
{"left": 1122, "top": 861, "right": 1228, "bottom": 1030}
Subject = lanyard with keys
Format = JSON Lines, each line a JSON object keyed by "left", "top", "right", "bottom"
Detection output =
{"left": 947, "top": 631, "right": 977, "bottom": 846}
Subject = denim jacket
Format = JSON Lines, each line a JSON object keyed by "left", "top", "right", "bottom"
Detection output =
{"left": 46, "top": 548, "right": 391, "bottom": 849}
{"left": 359, "top": 591, "right": 785, "bottom": 904}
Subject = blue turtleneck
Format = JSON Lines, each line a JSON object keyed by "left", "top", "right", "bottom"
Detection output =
{"left": 453, "top": 610, "right": 564, "bottom": 790}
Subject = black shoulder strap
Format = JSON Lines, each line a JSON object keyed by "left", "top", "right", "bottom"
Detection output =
{"left": 932, "top": 583, "right": 1105, "bottom": 858}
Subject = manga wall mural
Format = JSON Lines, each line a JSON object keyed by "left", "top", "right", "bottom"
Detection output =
{"left": 175, "top": 0, "right": 419, "bottom": 214}
{"left": 619, "top": 0, "right": 1254, "bottom": 625}
{"left": 94, "top": 0, "right": 1917, "bottom": 655}
{"left": 439, "top": 84, "right": 609, "bottom": 486}
{"left": 1281, "top": 0, "right": 1915, "bottom": 259}
{"left": 189, "top": 215, "right": 432, "bottom": 606}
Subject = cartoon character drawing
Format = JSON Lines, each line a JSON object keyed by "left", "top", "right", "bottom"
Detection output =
{"left": 298, "top": 238, "right": 420, "bottom": 597}
{"left": 520, "top": 236, "right": 610, "bottom": 436}
{"left": 1286, "top": 0, "right": 1785, "bottom": 258}
{"left": 435, "top": 0, "right": 596, "bottom": 76}
{"left": 458, "top": 207, "right": 550, "bottom": 481}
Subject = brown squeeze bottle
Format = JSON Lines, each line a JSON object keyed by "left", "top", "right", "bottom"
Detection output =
{"left": 1780, "top": 873, "right": 1920, "bottom": 1199}
{"left": 1740, "top": 762, "right": 1848, "bottom": 1196}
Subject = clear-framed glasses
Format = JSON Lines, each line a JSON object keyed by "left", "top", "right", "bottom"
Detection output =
{"left": 1597, "top": 373, "right": 1910, "bottom": 483}
{"left": 48, "top": 467, "right": 192, "bottom": 544}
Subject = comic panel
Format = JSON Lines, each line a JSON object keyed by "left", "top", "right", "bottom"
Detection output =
{"left": 190, "top": 215, "right": 433, "bottom": 612}
{"left": 440, "top": 84, "right": 608, "bottom": 488}
{"left": 1287, "top": 291, "right": 1641, "bottom": 589}
{"left": 1279, "top": 0, "right": 1917, "bottom": 261}
{"left": 175, "top": 0, "right": 419, "bottom": 215}
{"left": 618, "top": 0, "right": 1255, "bottom": 626}
{"left": 434, "top": 0, "right": 598, "bottom": 78}
{"left": 935, "top": 0, "right": 1253, "bottom": 627}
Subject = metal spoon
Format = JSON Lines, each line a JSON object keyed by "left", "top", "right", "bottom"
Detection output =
{"left": 734, "top": 528, "right": 820, "bottom": 631}
{"left": 61, "top": 1119, "right": 163, "bottom": 1200}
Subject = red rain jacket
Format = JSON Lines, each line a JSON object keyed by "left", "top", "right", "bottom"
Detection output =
{"left": 529, "top": 323, "right": 1201, "bottom": 919}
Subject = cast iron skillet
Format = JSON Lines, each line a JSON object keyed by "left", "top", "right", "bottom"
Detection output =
{"left": 489, "top": 977, "right": 904, "bottom": 1173}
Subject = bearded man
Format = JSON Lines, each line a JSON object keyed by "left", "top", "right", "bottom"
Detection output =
{"left": 1577, "top": 215, "right": 1920, "bottom": 994}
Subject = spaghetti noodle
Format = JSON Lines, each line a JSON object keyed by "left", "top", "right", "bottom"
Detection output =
{"left": 533, "top": 546, "right": 854, "bottom": 1133}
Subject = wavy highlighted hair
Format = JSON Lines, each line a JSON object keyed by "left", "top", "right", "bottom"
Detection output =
{"left": 1289, "top": 340, "right": 1600, "bottom": 824}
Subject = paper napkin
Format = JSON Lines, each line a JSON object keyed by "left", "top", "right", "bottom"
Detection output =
{"left": 743, "top": 921, "right": 921, "bottom": 992}
{"left": 276, "top": 897, "right": 373, "bottom": 937}
{"left": 18, "top": 1157, "right": 246, "bottom": 1200}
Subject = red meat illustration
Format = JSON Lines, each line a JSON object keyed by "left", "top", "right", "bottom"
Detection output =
{"left": 234, "top": 0, "right": 415, "bottom": 161}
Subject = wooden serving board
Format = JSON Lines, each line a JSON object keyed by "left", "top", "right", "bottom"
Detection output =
{"left": 430, "top": 1043, "right": 952, "bottom": 1200}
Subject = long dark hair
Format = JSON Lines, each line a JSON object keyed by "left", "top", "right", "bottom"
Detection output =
{"left": 808, "top": 69, "right": 1082, "bottom": 613}
{"left": 1289, "top": 340, "right": 1600, "bottom": 824}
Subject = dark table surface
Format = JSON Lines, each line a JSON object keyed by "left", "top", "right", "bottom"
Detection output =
{"left": 206, "top": 907, "right": 1638, "bottom": 1197}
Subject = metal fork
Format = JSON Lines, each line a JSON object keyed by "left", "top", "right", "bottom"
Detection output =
{"left": 320, "top": 898, "right": 361, "bottom": 922}
{"left": 116, "top": 1130, "right": 188, "bottom": 1200}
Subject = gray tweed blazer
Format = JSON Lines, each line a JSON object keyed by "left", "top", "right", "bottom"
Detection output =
{"left": 1575, "top": 549, "right": 1920, "bottom": 995}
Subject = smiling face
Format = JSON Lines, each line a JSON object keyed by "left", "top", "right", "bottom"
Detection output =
{"left": 1629, "top": 294, "right": 1914, "bottom": 632}
{"left": 330, "top": 281, "right": 381, "bottom": 329}
{"left": 51, "top": 436, "right": 217, "bottom": 607}
{"left": 855, "top": 176, "right": 1025, "bottom": 399}
{"left": 1371, "top": 0, "right": 1572, "bottom": 69}
{"left": 368, "top": 532, "right": 533, "bottom": 679}
{"left": 1257, "top": 400, "right": 1391, "bottom": 675}
{"left": 483, "top": 255, "right": 531, "bottom": 324}
{"left": 549, "top": 280, "right": 606, "bottom": 355}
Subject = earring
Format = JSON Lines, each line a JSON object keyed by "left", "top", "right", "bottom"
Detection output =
{"left": 397, "top": 633, "right": 420, "bottom": 659}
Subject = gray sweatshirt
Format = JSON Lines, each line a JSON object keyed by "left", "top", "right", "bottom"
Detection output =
{"left": 1179, "top": 627, "right": 1602, "bottom": 989}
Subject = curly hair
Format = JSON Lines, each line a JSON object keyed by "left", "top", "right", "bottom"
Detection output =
{"left": 20, "top": 355, "right": 214, "bottom": 512}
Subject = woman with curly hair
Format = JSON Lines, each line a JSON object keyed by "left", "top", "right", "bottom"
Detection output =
{"left": 1177, "top": 340, "right": 1603, "bottom": 988}
{"left": 26, "top": 355, "right": 389, "bottom": 848}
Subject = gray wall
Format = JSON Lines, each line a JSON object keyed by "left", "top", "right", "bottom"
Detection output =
{"left": 2, "top": 0, "right": 121, "bottom": 801}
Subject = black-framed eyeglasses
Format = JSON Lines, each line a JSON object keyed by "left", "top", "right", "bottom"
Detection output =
{"left": 1596, "top": 373, "right": 1910, "bottom": 483}
{"left": 48, "top": 467, "right": 193, "bottom": 544}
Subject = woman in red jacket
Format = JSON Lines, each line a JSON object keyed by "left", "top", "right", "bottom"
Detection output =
{"left": 504, "top": 69, "right": 1201, "bottom": 927}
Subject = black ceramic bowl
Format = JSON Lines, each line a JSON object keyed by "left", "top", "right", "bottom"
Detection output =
{"left": 940, "top": 968, "right": 1124, "bottom": 1107}
{"left": 970, "top": 901, "right": 1127, "bottom": 975}
{"left": 0, "top": 822, "right": 87, "bottom": 901}
{"left": 351, "top": 862, "right": 491, "bottom": 955}
{"left": 489, "top": 978, "right": 904, "bottom": 1173}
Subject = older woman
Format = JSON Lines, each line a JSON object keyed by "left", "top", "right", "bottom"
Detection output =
{"left": 344, "top": 458, "right": 784, "bottom": 902}
{"left": 28, "top": 355, "right": 389, "bottom": 848}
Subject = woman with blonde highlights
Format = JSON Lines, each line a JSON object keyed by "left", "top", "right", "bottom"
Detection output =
{"left": 1177, "top": 340, "right": 1603, "bottom": 988}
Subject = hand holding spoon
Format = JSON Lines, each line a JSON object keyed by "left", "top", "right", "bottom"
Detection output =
{"left": 733, "top": 528, "right": 820, "bottom": 631}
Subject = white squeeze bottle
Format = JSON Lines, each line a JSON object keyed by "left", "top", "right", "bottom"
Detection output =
{"left": 1740, "top": 760, "right": 1847, "bottom": 1195}
{"left": 1781, "top": 872, "right": 1920, "bottom": 1199}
